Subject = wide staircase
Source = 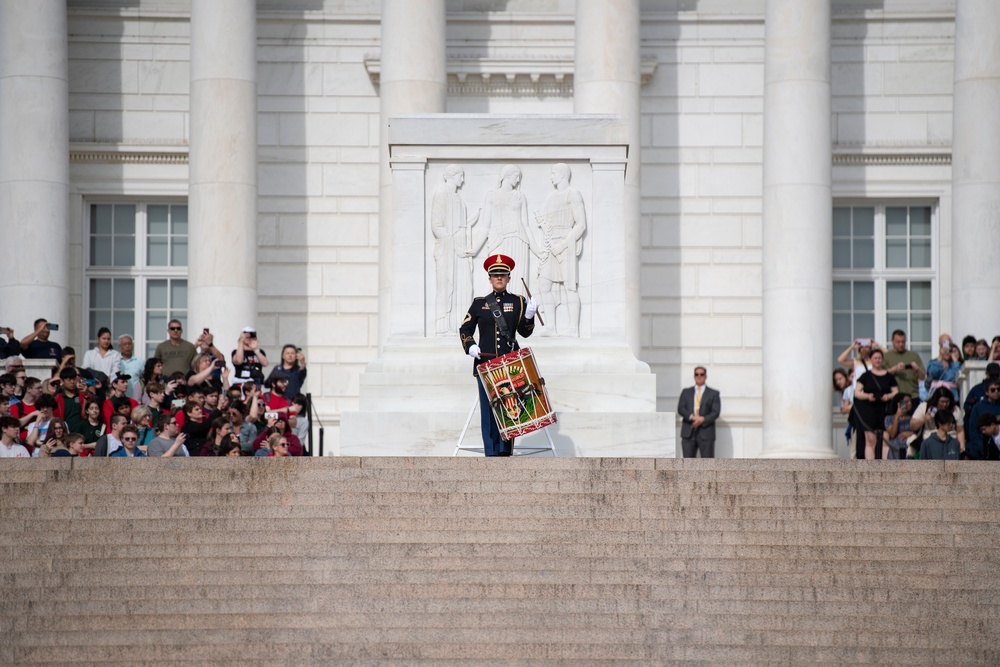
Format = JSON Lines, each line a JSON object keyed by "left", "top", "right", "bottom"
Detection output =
{"left": 2, "top": 457, "right": 999, "bottom": 666}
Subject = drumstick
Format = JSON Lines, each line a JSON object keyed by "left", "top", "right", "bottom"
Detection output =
{"left": 520, "top": 277, "right": 545, "bottom": 326}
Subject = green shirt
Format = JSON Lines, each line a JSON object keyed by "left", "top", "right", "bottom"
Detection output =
{"left": 154, "top": 339, "right": 198, "bottom": 377}
{"left": 883, "top": 349, "right": 925, "bottom": 398}
{"left": 60, "top": 392, "right": 84, "bottom": 432}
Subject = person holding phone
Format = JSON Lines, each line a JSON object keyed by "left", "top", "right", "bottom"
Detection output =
{"left": 232, "top": 326, "right": 268, "bottom": 385}
{"left": 19, "top": 318, "right": 62, "bottom": 360}
{"left": 925, "top": 333, "right": 963, "bottom": 402}
{"left": 265, "top": 344, "right": 307, "bottom": 399}
{"left": 853, "top": 348, "right": 899, "bottom": 460}
{"left": 883, "top": 329, "right": 926, "bottom": 401}
{"left": 837, "top": 337, "right": 885, "bottom": 399}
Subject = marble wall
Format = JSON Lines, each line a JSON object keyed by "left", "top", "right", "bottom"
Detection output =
{"left": 61, "top": 1, "right": 958, "bottom": 455}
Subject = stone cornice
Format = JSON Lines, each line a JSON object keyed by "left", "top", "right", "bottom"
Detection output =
{"left": 832, "top": 150, "right": 951, "bottom": 167}
{"left": 69, "top": 144, "right": 188, "bottom": 165}
{"left": 365, "top": 56, "right": 658, "bottom": 96}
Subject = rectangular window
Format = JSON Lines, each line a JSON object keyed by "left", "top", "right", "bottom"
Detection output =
{"left": 832, "top": 203, "right": 936, "bottom": 370}
{"left": 86, "top": 202, "right": 188, "bottom": 357}
{"left": 145, "top": 279, "right": 188, "bottom": 359}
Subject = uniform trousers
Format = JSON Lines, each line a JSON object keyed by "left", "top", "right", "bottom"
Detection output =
{"left": 479, "top": 377, "right": 513, "bottom": 456}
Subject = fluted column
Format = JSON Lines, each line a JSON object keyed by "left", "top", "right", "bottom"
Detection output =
{"left": 952, "top": 0, "right": 1000, "bottom": 337}
{"left": 760, "top": 0, "right": 837, "bottom": 458}
{"left": 189, "top": 0, "right": 257, "bottom": 343}
{"left": 0, "top": 1, "right": 70, "bottom": 337}
{"left": 378, "top": 0, "right": 447, "bottom": 347}
{"left": 574, "top": 0, "right": 642, "bottom": 355}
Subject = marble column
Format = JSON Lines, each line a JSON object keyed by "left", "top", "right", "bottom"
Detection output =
{"left": 574, "top": 0, "right": 642, "bottom": 355}
{"left": 188, "top": 0, "right": 258, "bottom": 345}
{"left": 760, "top": 0, "right": 837, "bottom": 458}
{"left": 378, "top": 0, "right": 446, "bottom": 347}
{"left": 0, "top": 0, "right": 70, "bottom": 338}
{"left": 952, "top": 0, "right": 1000, "bottom": 337}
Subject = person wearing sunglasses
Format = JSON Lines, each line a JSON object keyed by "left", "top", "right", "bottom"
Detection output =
{"left": 966, "top": 378, "right": 1000, "bottom": 460}
{"left": 677, "top": 366, "right": 721, "bottom": 459}
{"left": 154, "top": 320, "right": 198, "bottom": 378}
{"left": 262, "top": 432, "right": 290, "bottom": 458}
{"left": 111, "top": 424, "right": 146, "bottom": 457}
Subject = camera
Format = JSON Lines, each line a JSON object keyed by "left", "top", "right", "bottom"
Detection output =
{"left": 47, "top": 323, "right": 59, "bottom": 331}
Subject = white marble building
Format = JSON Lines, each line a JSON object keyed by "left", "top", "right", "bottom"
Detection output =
{"left": 1, "top": 0, "right": 996, "bottom": 457}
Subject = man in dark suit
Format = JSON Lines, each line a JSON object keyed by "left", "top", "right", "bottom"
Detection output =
{"left": 677, "top": 366, "right": 721, "bottom": 458}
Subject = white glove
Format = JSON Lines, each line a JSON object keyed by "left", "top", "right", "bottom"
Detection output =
{"left": 468, "top": 344, "right": 481, "bottom": 359}
{"left": 525, "top": 297, "right": 538, "bottom": 319}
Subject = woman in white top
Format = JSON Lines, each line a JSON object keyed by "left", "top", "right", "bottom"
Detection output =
{"left": 837, "top": 337, "right": 886, "bottom": 396}
{"left": 81, "top": 327, "right": 121, "bottom": 379}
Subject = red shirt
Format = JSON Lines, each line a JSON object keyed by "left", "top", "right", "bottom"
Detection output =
{"left": 9, "top": 401, "right": 37, "bottom": 442}
{"left": 102, "top": 395, "right": 138, "bottom": 428}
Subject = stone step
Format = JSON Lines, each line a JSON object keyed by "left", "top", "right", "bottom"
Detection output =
{"left": 0, "top": 506, "right": 1000, "bottom": 533}
{"left": 3, "top": 457, "right": 999, "bottom": 665}
{"left": 7, "top": 639, "right": 993, "bottom": 666}
{"left": 12, "top": 609, "right": 996, "bottom": 637}
{"left": 8, "top": 626, "right": 994, "bottom": 653}
{"left": 3, "top": 519, "right": 994, "bottom": 548}
{"left": 4, "top": 570, "right": 992, "bottom": 596}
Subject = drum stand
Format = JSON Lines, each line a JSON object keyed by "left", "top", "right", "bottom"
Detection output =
{"left": 453, "top": 395, "right": 557, "bottom": 457}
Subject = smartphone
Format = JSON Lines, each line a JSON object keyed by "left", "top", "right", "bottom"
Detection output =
{"left": 296, "top": 347, "right": 302, "bottom": 353}
{"left": 47, "top": 323, "right": 59, "bottom": 331}
{"left": 857, "top": 338, "right": 870, "bottom": 347}
{"left": 203, "top": 328, "right": 210, "bottom": 334}
{"left": 171, "top": 398, "right": 185, "bottom": 408}
{"left": 265, "top": 411, "right": 279, "bottom": 420}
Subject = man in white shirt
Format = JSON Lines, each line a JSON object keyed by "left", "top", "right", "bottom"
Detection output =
{"left": 0, "top": 416, "right": 30, "bottom": 458}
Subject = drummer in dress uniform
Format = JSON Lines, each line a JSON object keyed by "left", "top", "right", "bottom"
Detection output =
{"left": 460, "top": 253, "right": 539, "bottom": 456}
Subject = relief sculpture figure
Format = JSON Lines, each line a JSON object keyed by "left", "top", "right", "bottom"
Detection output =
{"left": 481, "top": 164, "right": 543, "bottom": 291}
{"left": 533, "top": 163, "right": 586, "bottom": 336}
{"left": 431, "top": 164, "right": 480, "bottom": 335}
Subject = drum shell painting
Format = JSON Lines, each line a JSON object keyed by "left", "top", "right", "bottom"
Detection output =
{"left": 477, "top": 348, "right": 557, "bottom": 440}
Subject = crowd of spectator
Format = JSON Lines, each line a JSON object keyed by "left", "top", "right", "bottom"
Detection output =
{"left": 834, "top": 329, "right": 1000, "bottom": 461}
{"left": 0, "top": 318, "right": 309, "bottom": 459}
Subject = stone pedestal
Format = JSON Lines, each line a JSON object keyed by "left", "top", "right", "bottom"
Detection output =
{"left": 341, "top": 115, "right": 674, "bottom": 457}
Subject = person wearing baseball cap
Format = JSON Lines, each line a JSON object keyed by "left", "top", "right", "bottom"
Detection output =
{"left": 458, "top": 253, "right": 538, "bottom": 457}
{"left": 232, "top": 326, "right": 268, "bottom": 385}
